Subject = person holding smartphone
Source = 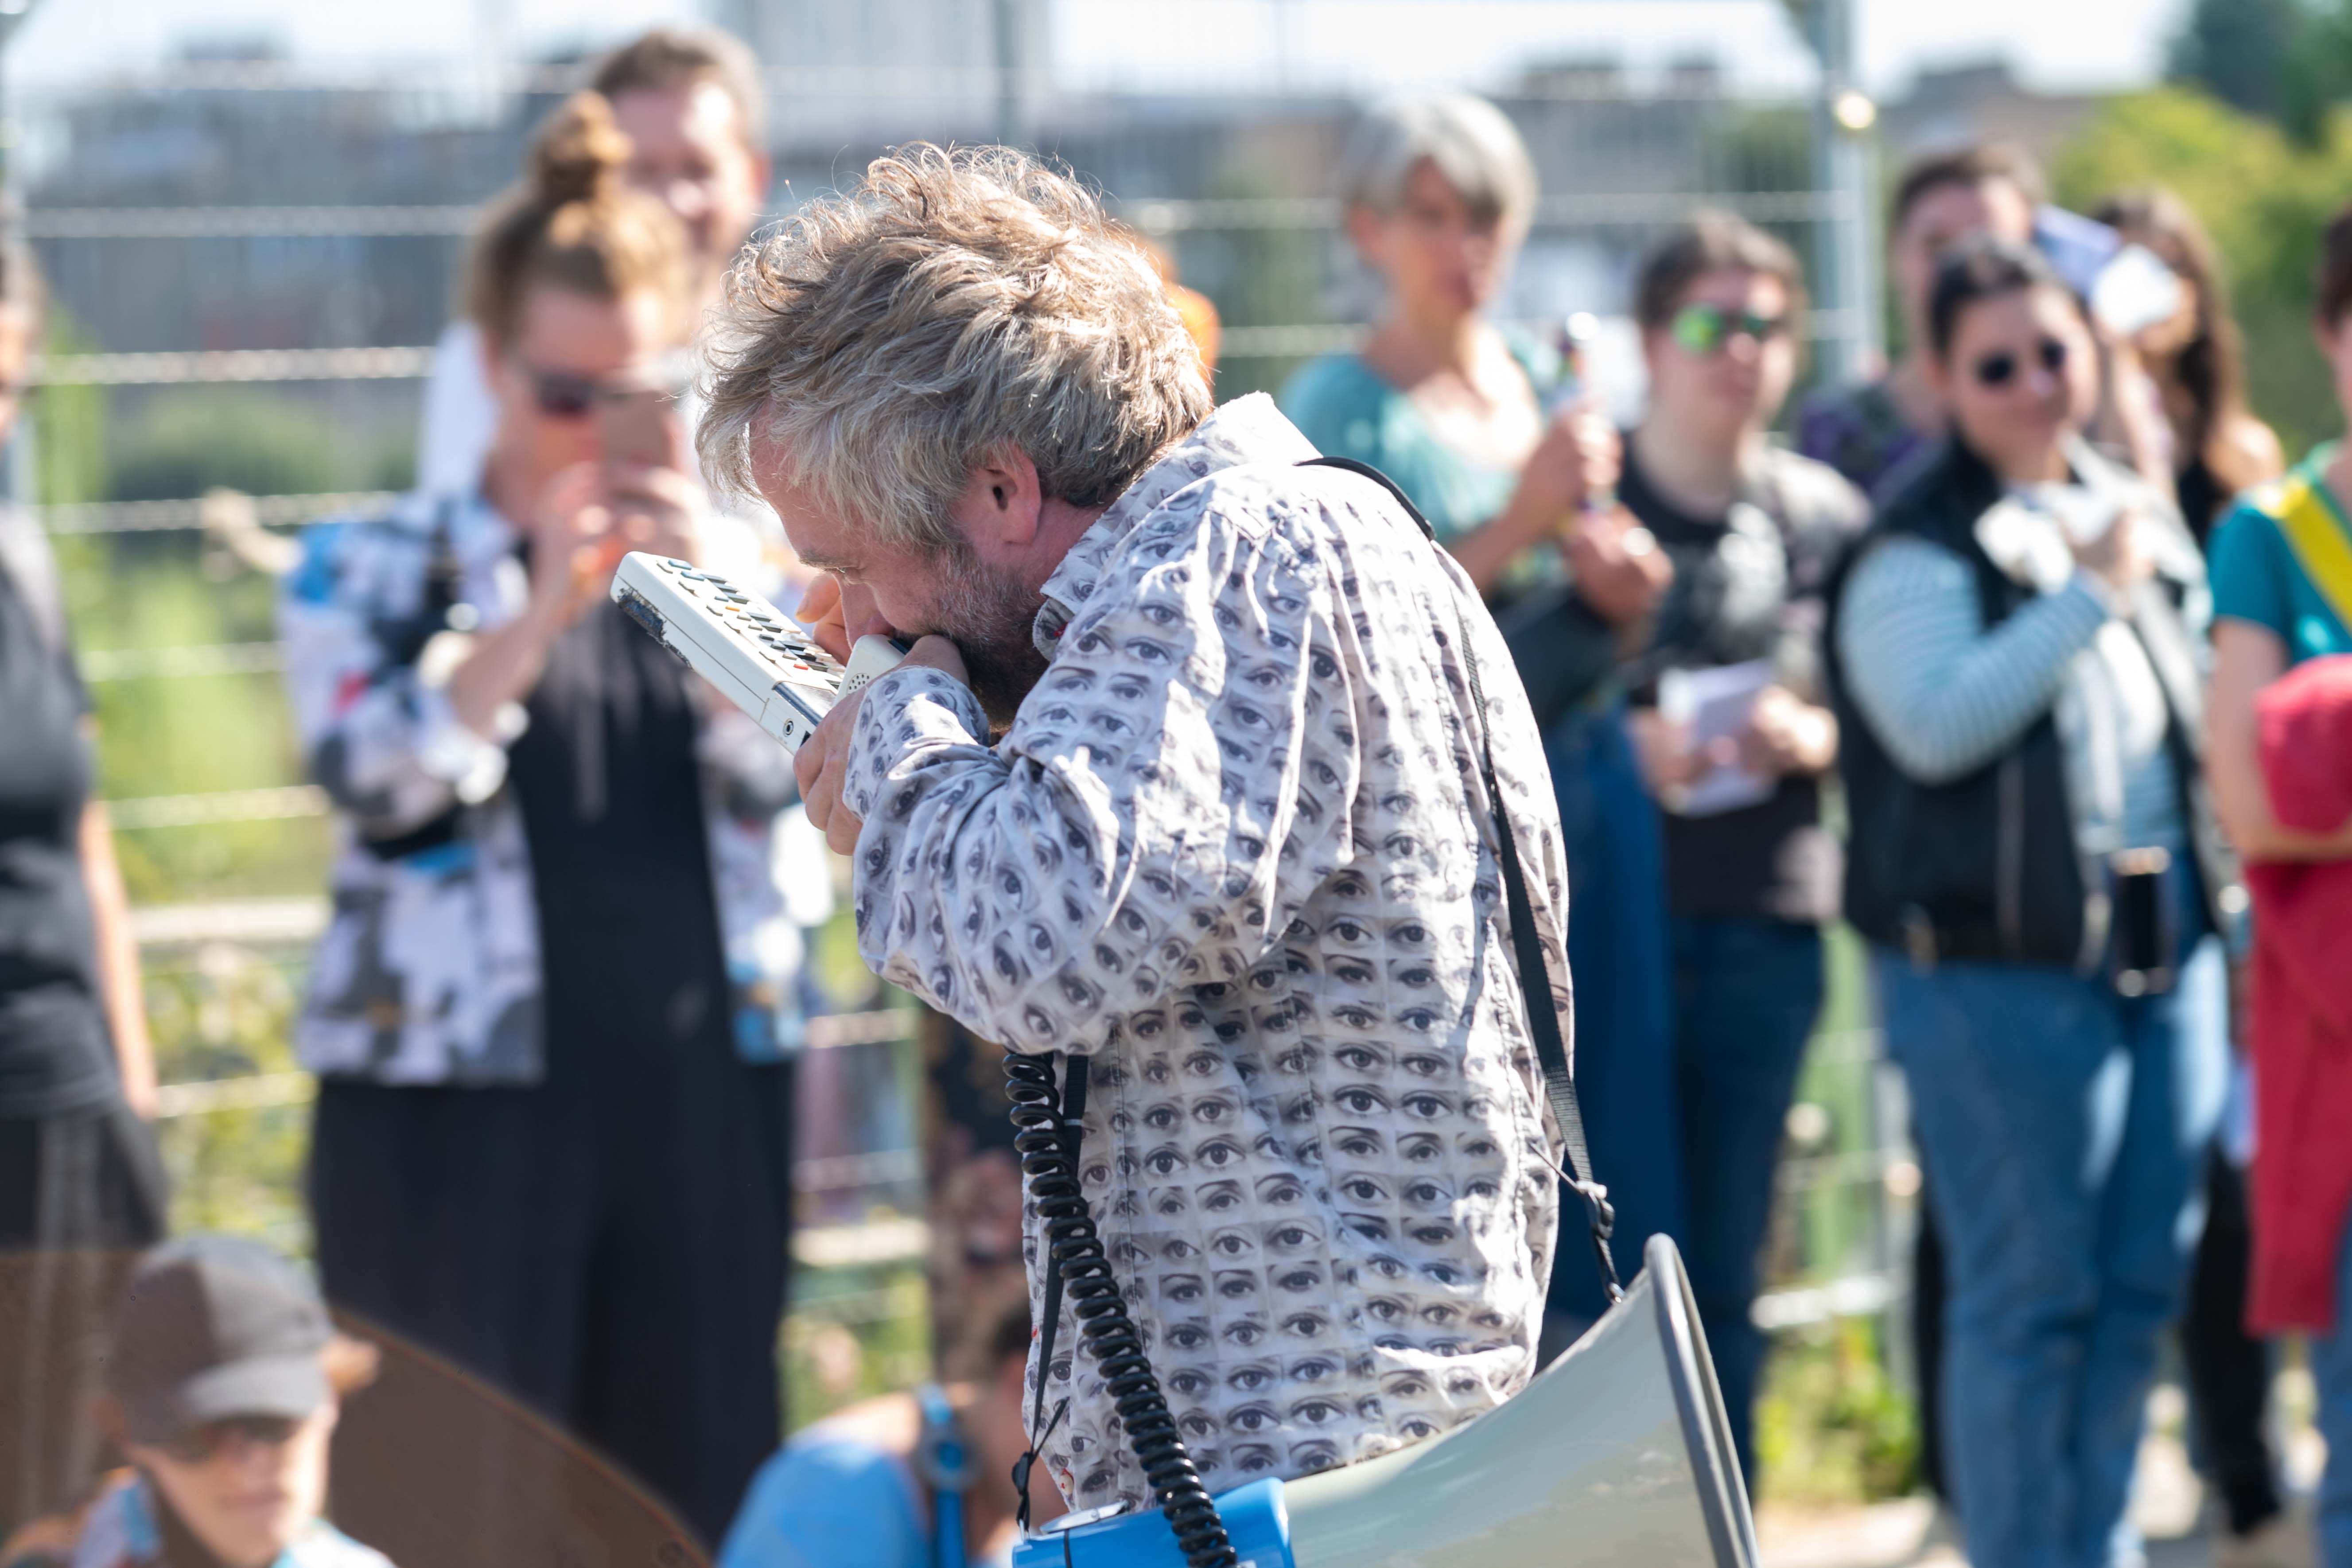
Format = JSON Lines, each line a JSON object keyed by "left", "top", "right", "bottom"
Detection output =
{"left": 279, "top": 93, "right": 808, "bottom": 1549}
{"left": 2204, "top": 201, "right": 2352, "bottom": 1568}
{"left": 1827, "top": 237, "right": 2233, "bottom": 1568}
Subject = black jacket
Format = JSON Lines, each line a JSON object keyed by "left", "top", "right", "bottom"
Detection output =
{"left": 1824, "top": 436, "right": 2240, "bottom": 970}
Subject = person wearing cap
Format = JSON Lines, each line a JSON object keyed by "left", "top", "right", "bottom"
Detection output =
{"left": 7, "top": 1236, "right": 392, "bottom": 1568}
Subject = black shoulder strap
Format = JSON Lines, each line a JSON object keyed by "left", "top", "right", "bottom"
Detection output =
{"left": 1301, "top": 455, "right": 1621, "bottom": 1301}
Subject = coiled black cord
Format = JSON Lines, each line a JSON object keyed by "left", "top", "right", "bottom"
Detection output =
{"left": 1005, "top": 1050, "right": 1237, "bottom": 1568}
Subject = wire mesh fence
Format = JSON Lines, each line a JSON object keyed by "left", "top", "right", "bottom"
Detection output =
{"left": 21, "top": 0, "right": 1912, "bottom": 1441}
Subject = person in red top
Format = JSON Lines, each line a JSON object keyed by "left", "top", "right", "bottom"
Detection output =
{"left": 2204, "top": 202, "right": 2352, "bottom": 1568}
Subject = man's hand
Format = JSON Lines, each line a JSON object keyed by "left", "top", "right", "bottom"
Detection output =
{"left": 796, "top": 634, "right": 969, "bottom": 855}
{"left": 793, "top": 573, "right": 896, "bottom": 664}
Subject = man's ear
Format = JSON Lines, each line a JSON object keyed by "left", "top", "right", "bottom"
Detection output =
{"left": 975, "top": 447, "right": 1046, "bottom": 547}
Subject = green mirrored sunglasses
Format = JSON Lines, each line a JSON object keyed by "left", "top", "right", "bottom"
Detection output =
{"left": 1668, "top": 303, "right": 1788, "bottom": 354}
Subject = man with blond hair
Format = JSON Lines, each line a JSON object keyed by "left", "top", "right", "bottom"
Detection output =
{"left": 700, "top": 144, "right": 1578, "bottom": 1517}
{"left": 417, "top": 26, "right": 772, "bottom": 495}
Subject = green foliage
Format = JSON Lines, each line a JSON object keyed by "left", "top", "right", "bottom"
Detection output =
{"left": 109, "top": 391, "right": 345, "bottom": 503}
{"left": 783, "top": 1265, "right": 933, "bottom": 1430}
{"left": 147, "top": 950, "right": 312, "bottom": 1254}
{"left": 2053, "top": 86, "right": 2352, "bottom": 457}
{"left": 70, "top": 551, "right": 319, "bottom": 904}
{"left": 2166, "top": 0, "right": 2352, "bottom": 148}
{"left": 2167, "top": 0, "right": 2303, "bottom": 122}
{"left": 1755, "top": 1315, "right": 1920, "bottom": 1506}
{"left": 33, "top": 311, "right": 107, "bottom": 507}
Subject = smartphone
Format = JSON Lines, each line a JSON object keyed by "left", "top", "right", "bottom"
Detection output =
{"left": 2032, "top": 205, "right": 2184, "bottom": 338}
{"left": 2109, "top": 846, "right": 2177, "bottom": 998}
{"left": 599, "top": 389, "right": 675, "bottom": 473}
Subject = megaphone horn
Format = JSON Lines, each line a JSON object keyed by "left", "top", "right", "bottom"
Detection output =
{"left": 1019, "top": 1233, "right": 1760, "bottom": 1568}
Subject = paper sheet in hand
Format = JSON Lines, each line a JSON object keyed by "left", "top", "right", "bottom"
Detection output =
{"left": 1657, "top": 658, "right": 1775, "bottom": 817}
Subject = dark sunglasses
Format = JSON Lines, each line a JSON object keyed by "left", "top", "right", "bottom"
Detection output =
{"left": 518, "top": 360, "right": 691, "bottom": 420}
{"left": 159, "top": 1412, "right": 303, "bottom": 1463}
{"left": 1668, "top": 302, "right": 1787, "bottom": 355}
{"left": 1971, "top": 337, "right": 2069, "bottom": 389}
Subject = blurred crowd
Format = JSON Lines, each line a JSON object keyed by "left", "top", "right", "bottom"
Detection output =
{"left": 6, "top": 19, "right": 2352, "bottom": 1568}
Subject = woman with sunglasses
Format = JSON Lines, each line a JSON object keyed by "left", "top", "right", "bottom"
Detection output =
{"left": 1590, "top": 214, "right": 1866, "bottom": 1486}
{"left": 1828, "top": 237, "right": 2232, "bottom": 1568}
{"left": 277, "top": 93, "right": 807, "bottom": 1548}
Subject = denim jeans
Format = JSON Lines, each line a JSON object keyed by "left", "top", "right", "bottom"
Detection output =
{"left": 2311, "top": 1214, "right": 2352, "bottom": 1568}
{"left": 1879, "top": 934, "right": 2227, "bottom": 1568}
{"left": 1672, "top": 914, "right": 1824, "bottom": 1485}
{"left": 1544, "top": 705, "right": 1680, "bottom": 1334}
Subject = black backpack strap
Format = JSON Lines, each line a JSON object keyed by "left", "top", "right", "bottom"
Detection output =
{"left": 1301, "top": 455, "right": 1622, "bottom": 1302}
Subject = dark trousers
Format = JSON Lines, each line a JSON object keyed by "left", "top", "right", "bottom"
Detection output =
{"left": 2184, "top": 1147, "right": 2281, "bottom": 1537}
{"left": 309, "top": 1053, "right": 795, "bottom": 1550}
{"left": 1545, "top": 706, "right": 1678, "bottom": 1333}
{"left": 0, "top": 1095, "right": 168, "bottom": 1251}
{"left": 0, "top": 1097, "right": 167, "bottom": 1537}
{"left": 1669, "top": 915, "right": 1824, "bottom": 1488}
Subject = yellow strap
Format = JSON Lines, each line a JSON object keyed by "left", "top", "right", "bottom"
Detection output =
{"left": 2272, "top": 476, "right": 2352, "bottom": 637}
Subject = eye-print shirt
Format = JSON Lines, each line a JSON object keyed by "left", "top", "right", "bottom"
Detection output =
{"left": 839, "top": 393, "right": 1574, "bottom": 1512}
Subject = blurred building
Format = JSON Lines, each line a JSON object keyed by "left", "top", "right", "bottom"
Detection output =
{"left": 1879, "top": 58, "right": 2101, "bottom": 167}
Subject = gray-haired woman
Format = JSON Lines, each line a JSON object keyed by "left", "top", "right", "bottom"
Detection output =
{"left": 1280, "top": 94, "right": 1675, "bottom": 1370}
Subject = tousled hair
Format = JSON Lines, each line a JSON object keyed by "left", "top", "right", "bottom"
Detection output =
{"left": 697, "top": 143, "right": 1214, "bottom": 552}
{"left": 588, "top": 26, "right": 765, "bottom": 148}
{"left": 1926, "top": 234, "right": 2069, "bottom": 359}
{"left": 1891, "top": 142, "right": 2045, "bottom": 237}
{"left": 465, "top": 92, "right": 691, "bottom": 348}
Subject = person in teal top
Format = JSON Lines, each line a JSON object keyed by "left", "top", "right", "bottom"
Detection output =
{"left": 2208, "top": 443, "right": 2352, "bottom": 665}
{"left": 1281, "top": 93, "right": 1676, "bottom": 1370}
{"left": 1282, "top": 335, "right": 1557, "bottom": 551}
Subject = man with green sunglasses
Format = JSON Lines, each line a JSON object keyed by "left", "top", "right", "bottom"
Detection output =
{"left": 1666, "top": 300, "right": 1791, "bottom": 358}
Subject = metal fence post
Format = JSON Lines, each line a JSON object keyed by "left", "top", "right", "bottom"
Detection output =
{"left": 1802, "top": 0, "right": 1884, "bottom": 387}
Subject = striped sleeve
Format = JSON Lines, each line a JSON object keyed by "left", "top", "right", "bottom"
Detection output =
{"left": 1837, "top": 535, "right": 2111, "bottom": 785}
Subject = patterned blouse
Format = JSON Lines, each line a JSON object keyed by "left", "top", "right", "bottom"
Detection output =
{"left": 279, "top": 493, "right": 828, "bottom": 1084}
{"left": 839, "top": 395, "right": 1572, "bottom": 1511}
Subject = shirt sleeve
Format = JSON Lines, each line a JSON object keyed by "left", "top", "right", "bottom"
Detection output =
{"left": 2207, "top": 499, "right": 2296, "bottom": 641}
{"left": 1837, "top": 534, "right": 2111, "bottom": 785}
{"left": 840, "top": 508, "right": 1361, "bottom": 1057}
{"left": 716, "top": 1439, "right": 928, "bottom": 1568}
{"left": 277, "top": 519, "right": 511, "bottom": 841}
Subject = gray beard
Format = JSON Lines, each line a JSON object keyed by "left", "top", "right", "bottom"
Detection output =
{"left": 928, "top": 544, "right": 1051, "bottom": 733}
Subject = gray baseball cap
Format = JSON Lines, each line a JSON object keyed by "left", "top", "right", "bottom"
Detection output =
{"left": 107, "top": 1235, "right": 333, "bottom": 1446}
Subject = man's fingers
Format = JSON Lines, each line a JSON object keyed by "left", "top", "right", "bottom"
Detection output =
{"left": 825, "top": 804, "right": 862, "bottom": 856}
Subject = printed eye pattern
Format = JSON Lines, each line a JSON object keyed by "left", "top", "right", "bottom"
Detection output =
{"left": 857, "top": 417, "right": 1570, "bottom": 1514}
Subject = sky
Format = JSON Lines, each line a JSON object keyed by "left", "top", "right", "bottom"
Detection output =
{"left": 7, "top": 0, "right": 2184, "bottom": 101}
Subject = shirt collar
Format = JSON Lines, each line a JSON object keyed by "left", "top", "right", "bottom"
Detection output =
{"left": 1032, "top": 393, "right": 1319, "bottom": 654}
